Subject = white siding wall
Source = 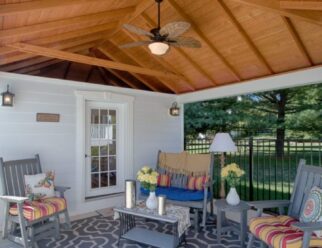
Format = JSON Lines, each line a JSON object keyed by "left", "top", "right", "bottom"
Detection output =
{"left": 0, "top": 72, "right": 183, "bottom": 226}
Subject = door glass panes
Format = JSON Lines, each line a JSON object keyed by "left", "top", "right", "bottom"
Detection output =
{"left": 100, "top": 157, "right": 108, "bottom": 171}
{"left": 109, "top": 156, "right": 116, "bottom": 171}
{"left": 91, "top": 157, "right": 99, "bottom": 173}
{"left": 91, "top": 174, "right": 99, "bottom": 188}
{"left": 109, "top": 172, "right": 116, "bottom": 186}
{"left": 109, "top": 141, "right": 116, "bottom": 155}
{"left": 90, "top": 108, "right": 117, "bottom": 189}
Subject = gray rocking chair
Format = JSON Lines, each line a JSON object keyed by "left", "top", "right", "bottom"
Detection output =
{"left": 0, "top": 155, "right": 71, "bottom": 248}
{"left": 247, "top": 159, "right": 322, "bottom": 248}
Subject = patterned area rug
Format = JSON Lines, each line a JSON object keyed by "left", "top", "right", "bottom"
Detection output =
{"left": 38, "top": 214, "right": 260, "bottom": 248}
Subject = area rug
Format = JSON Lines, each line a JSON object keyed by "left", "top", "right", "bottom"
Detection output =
{"left": 38, "top": 214, "right": 260, "bottom": 248}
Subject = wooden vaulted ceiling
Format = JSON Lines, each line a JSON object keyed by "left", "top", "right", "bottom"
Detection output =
{"left": 0, "top": 0, "right": 322, "bottom": 94}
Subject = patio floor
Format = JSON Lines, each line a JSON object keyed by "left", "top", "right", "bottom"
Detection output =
{"left": 0, "top": 204, "right": 261, "bottom": 248}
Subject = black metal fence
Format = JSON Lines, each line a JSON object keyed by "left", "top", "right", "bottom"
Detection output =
{"left": 185, "top": 138, "right": 322, "bottom": 201}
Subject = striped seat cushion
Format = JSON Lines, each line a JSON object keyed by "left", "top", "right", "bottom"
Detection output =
{"left": 250, "top": 215, "right": 322, "bottom": 248}
{"left": 9, "top": 197, "right": 66, "bottom": 221}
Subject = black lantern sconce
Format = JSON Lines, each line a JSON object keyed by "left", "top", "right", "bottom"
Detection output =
{"left": 1, "top": 85, "right": 15, "bottom": 107}
{"left": 169, "top": 102, "right": 180, "bottom": 116}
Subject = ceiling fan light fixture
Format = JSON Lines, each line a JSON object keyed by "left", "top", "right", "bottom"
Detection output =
{"left": 148, "top": 42, "right": 169, "bottom": 55}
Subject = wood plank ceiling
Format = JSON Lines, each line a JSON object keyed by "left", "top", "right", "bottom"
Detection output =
{"left": 0, "top": 0, "right": 321, "bottom": 94}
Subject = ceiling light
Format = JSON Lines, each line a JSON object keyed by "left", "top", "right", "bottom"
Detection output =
{"left": 148, "top": 42, "right": 169, "bottom": 56}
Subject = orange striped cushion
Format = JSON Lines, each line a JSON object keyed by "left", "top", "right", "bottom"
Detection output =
{"left": 157, "top": 174, "right": 170, "bottom": 187}
{"left": 187, "top": 176, "right": 208, "bottom": 190}
{"left": 42, "top": 197, "right": 67, "bottom": 212}
{"left": 9, "top": 197, "right": 66, "bottom": 221}
{"left": 249, "top": 215, "right": 322, "bottom": 248}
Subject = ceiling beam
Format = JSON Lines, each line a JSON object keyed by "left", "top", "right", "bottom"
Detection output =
{"left": 232, "top": 0, "right": 322, "bottom": 26}
{"left": 1, "top": 43, "right": 95, "bottom": 72}
{"left": 103, "top": 68, "right": 141, "bottom": 90}
{"left": 0, "top": 0, "right": 118, "bottom": 16}
{"left": 8, "top": 42, "right": 183, "bottom": 80}
{"left": 281, "top": 16, "right": 313, "bottom": 66}
{"left": 216, "top": 0, "right": 274, "bottom": 74}
{"left": 96, "top": 67, "right": 124, "bottom": 87}
{"left": 13, "top": 59, "right": 62, "bottom": 74}
{"left": 63, "top": 62, "right": 72, "bottom": 79}
{"left": 0, "top": 22, "right": 115, "bottom": 58}
{"left": 95, "top": 47, "right": 161, "bottom": 92}
{"left": 0, "top": 33, "right": 104, "bottom": 65}
{"left": 280, "top": 0, "right": 322, "bottom": 10}
{"left": 90, "top": 50, "right": 140, "bottom": 90}
{"left": 85, "top": 66, "right": 94, "bottom": 82}
{"left": 0, "top": 7, "right": 131, "bottom": 45}
{"left": 106, "top": 0, "right": 154, "bottom": 40}
{"left": 166, "top": 0, "right": 241, "bottom": 81}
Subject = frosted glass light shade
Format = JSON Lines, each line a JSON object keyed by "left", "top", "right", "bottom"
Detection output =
{"left": 209, "top": 132, "right": 237, "bottom": 152}
{"left": 148, "top": 42, "right": 169, "bottom": 55}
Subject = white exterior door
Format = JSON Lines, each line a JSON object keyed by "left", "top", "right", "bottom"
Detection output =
{"left": 85, "top": 101, "right": 124, "bottom": 197}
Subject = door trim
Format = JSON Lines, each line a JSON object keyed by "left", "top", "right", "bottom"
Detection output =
{"left": 75, "top": 90, "right": 134, "bottom": 203}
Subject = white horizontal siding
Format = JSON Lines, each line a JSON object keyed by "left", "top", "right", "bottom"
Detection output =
{"left": 0, "top": 72, "right": 182, "bottom": 226}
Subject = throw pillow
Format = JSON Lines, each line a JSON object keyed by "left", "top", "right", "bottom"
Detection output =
{"left": 187, "top": 176, "right": 208, "bottom": 191}
{"left": 171, "top": 173, "right": 188, "bottom": 189}
{"left": 25, "top": 171, "right": 55, "bottom": 201}
{"left": 157, "top": 174, "right": 171, "bottom": 187}
{"left": 300, "top": 186, "right": 322, "bottom": 237}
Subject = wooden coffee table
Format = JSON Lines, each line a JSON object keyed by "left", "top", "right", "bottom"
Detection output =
{"left": 114, "top": 204, "right": 190, "bottom": 248}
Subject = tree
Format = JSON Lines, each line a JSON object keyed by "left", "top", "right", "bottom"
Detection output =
{"left": 184, "top": 83, "right": 322, "bottom": 157}
{"left": 184, "top": 97, "right": 246, "bottom": 138}
{"left": 245, "top": 84, "right": 322, "bottom": 156}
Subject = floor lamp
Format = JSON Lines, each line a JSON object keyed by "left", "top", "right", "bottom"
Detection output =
{"left": 209, "top": 132, "right": 237, "bottom": 198}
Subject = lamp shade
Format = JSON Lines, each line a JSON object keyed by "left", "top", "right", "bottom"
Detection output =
{"left": 148, "top": 42, "right": 169, "bottom": 55}
{"left": 209, "top": 132, "right": 237, "bottom": 153}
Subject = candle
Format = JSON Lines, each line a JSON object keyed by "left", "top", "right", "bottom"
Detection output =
{"left": 158, "top": 195, "right": 166, "bottom": 215}
{"left": 125, "top": 180, "right": 136, "bottom": 209}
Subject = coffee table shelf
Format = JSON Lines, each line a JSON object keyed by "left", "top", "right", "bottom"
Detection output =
{"left": 122, "top": 227, "right": 176, "bottom": 248}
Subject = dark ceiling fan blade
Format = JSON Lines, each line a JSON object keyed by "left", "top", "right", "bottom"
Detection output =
{"left": 167, "top": 37, "right": 202, "bottom": 48}
{"left": 119, "top": 40, "right": 153, "bottom": 48}
{"left": 160, "top": 21, "right": 191, "bottom": 38}
{"left": 123, "top": 24, "right": 154, "bottom": 37}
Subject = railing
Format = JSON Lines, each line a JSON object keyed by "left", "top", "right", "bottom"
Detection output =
{"left": 185, "top": 138, "right": 322, "bottom": 201}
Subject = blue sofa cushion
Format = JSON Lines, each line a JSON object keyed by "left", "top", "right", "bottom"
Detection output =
{"left": 141, "top": 186, "right": 205, "bottom": 201}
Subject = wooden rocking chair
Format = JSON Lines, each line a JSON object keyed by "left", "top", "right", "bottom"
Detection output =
{"left": 247, "top": 159, "right": 322, "bottom": 248}
{"left": 0, "top": 155, "right": 71, "bottom": 248}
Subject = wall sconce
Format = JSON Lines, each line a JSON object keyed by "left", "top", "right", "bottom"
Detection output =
{"left": 169, "top": 102, "right": 180, "bottom": 116}
{"left": 1, "top": 85, "right": 15, "bottom": 107}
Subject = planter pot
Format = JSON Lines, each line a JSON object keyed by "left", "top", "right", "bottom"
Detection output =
{"left": 226, "top": 187, "right": 240, "bottom": 206}
{"left": 146, "top": 191, "right": 157, "bottom": 210}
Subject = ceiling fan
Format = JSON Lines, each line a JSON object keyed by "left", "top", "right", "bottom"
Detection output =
{"left": 120, "top": 0, "right": 201, "bottom": 56}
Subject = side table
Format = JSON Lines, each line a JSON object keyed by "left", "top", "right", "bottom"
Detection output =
{"left": 215, "top": 199, "right": 250, "bottom": 248}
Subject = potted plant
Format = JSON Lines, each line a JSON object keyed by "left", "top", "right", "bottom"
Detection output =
{"left": 137, "top": 166, "right": 159, "bottom": 210}
{"left": 221, "top": 163, "right": 245, "bottom": 206}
